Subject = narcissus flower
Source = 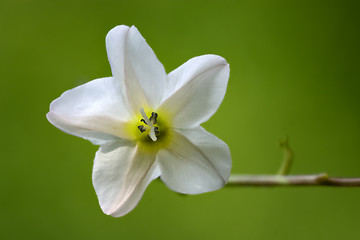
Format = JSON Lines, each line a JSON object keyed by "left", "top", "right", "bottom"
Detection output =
{"left": 47, "top": 25, "right": 231, "bottom": 217}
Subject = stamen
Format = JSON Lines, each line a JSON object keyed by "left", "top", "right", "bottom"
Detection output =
{"left": 140, "top": 108, "right": 157, "bottom": 141}
{"left": 149, "top": 112, "right": 158, "bottom": 124}
{"left": 154, "top": 126, "right": 159, "bottom": 135}
{"left": 137, "top": 125, "right": 146, "bottom": 133}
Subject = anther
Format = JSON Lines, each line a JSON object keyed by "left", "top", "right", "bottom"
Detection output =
{"left": 154, "top": 127, "right": 159, "bottom": 135}
{"left": 138, "top": 125, "right": 146, "bottom": 133}
{"left": 149, "top": 112, "right": 158, "bottom": 124}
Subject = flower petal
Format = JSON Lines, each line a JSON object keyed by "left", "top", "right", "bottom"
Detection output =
{"left": 106, "top": 25, "right": 167, "bottom": 112}
{"left": 92, "top": 143, "right": 160, "bottom": 217}
{"left": 157, "top": 127, "right": 231, "bottom": 194}
{"left": 46, "top": 77, "right": 132, "bottom": 144}
{"left": 159, "top": 55, "right": 229, "bottom": 128}
{"left": 105, "top": 25, "right": 129, "bottom": 88}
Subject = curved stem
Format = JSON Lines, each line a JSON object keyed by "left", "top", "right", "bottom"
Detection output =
{"left": 277, "top": 137, "right": 293, "bottom": 175}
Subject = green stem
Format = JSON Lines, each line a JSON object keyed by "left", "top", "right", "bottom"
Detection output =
{"left": 277, "top": 137, "right": 293, "bottom": 175}
{"left": 226, "top": 174, "right": 360, "bottom": 186}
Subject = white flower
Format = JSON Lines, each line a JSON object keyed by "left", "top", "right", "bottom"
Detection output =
{"left": 47, "top": 25, "right": 231, "bottom": 217}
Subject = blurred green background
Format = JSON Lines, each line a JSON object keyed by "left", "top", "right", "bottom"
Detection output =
{"left": 1, "top": 0, "right": 360, "bottom": 239}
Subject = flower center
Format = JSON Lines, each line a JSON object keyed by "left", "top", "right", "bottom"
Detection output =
{"left": 137, "top": 108, "right": 159, "bottom": 141}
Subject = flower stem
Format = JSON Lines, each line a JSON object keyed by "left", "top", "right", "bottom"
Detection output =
{"left": 226, "top": 137, "right": 360, "bottom": 187}
{"left": 226, "top": 174, "right": 360, "bottom": 187}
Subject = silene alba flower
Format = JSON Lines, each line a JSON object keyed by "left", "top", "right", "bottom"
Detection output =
{"left": 47, "top": 25, "right": 231, "bottom": 217}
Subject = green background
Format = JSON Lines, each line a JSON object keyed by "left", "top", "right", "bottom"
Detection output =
{"left": 1, "top": 0, "right": 360, "bottom": 239}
